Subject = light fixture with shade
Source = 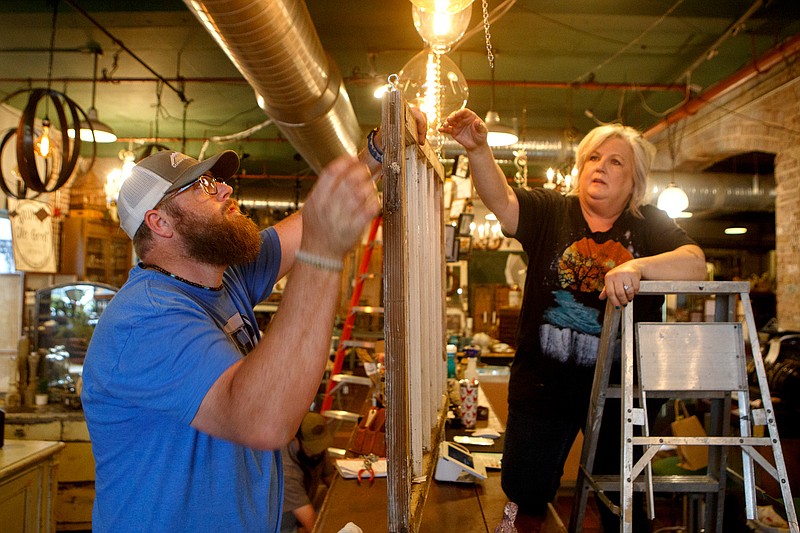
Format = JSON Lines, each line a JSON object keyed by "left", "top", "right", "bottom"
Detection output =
{"left": 409, "top": 0, "right": 474, "bottom": 14}
{"left": 724, "top": 227, "right": 747, "bottom": 235}
{"left": 68, "top": 50, "right": 117, "bottom": 143}
{"left": 411, "top": 2, "right": 471, "bottom": 54}
{"left": 484, "top": 68, "right": 518, "bottom": 147}
{"left": 656, "top": 183, "right": 690, "bottom": 218}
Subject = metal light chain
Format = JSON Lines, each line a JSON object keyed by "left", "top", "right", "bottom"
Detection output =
{"left": 482, "top": 0, "right": 495, "bottom": 69}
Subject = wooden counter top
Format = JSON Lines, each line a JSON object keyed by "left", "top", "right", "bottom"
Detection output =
{"left": 0, "top": 439, "right": 65, "bottom": 480}
{"left": 3, "top": 404, "right": 85, "bottom": 423}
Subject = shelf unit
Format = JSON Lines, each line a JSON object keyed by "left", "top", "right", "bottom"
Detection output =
{"left": 60, "top": 217, "right": 132, "bottom": 288}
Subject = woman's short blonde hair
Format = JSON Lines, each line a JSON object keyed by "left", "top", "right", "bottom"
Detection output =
{"left": 568, "top": 123, "right": 656, "bottom": 218}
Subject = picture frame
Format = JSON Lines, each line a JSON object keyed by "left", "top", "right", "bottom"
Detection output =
{"left": 457, "top": 212, "right": 474, "bottom": 236}
{"left": 445, "top": 224, "right": 459, "bottom": 262}
{"left": 452, "top": 154, "right": 470, "bottom": 179}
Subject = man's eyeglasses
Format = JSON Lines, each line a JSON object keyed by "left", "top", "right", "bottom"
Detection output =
{"left": 173, "top": 173, "right": 224, "bottom": 197}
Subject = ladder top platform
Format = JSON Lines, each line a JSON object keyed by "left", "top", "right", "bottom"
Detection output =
{"left": 637, "top": 280, "right": 750, "bottom": 295}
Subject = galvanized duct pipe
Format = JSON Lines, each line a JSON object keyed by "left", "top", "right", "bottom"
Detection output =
{"left": 647, "top": 172, "right": 775, "bottom": 214}
{"left": 183, "top": 0, "right": 362, "bottom": 173}
{"left": 441, "top": 136, "right": 570, "bottom": 163}
{"left": 233, "top": 171, "right": 775, "bottom": 216}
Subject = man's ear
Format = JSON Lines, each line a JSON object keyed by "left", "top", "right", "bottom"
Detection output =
{"left": 143, "top": 209, "right": 174, "bottom": 238}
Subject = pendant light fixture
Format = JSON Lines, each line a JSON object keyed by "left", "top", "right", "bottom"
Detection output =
{"left": 657, "top": 183, "right": 690, "bottom": 218}
{"left": 68, "top": 49, "right": 117, "bottom": 143}
{"left": 484, "top": 67, "right": 517, "bottom": 147}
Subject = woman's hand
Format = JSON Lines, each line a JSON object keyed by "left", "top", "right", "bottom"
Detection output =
{"left": 599, "top": 260, "right": 643, "bottom": 308}
{"left": 409, "top": 106, "right": 428, "bottom": 145}
{"left": 439, "top": 109, "right": 487, "bottom": 151}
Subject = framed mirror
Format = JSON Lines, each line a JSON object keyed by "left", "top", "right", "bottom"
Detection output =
{"left": 35, "top": 282, "right": 119, "bottom": 371}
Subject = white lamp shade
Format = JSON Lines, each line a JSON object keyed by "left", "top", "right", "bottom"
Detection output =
{"left": 67, "top": 108, "right": 117, "bottom": 143}
{"left": 484, "top": 110, "right": 518, "bottom": 147}
{"left": 657, "top": 184, "right": 689, "bottom": 218}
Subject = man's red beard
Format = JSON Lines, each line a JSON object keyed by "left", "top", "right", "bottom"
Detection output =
{"left": 167, "top": 199, "right": 262, "bottom": 266}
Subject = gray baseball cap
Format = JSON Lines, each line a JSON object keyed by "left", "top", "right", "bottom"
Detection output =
{"left": 116, "top": 150, "right": 240, "bottom": 239}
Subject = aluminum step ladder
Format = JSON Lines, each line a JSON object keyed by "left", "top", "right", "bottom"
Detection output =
{"left": 569, "top": 280, "right": 798, "bottom": 533}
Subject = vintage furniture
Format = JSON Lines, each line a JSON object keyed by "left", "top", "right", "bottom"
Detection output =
{"left": 4, "top": 408, "right": 93, "bottom": 531}
{"left": 60, "top": 217, "right": 132, "bottom": 288}
{"left": 0, "top": 439, "right": 65, "bottom": 533}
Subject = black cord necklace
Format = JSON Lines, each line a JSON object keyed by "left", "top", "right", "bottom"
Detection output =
{"left": 139, "top": 262, "right": 224, "bottom": 291}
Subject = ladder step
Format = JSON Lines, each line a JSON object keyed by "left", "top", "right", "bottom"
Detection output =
{"left": 321, "top": 410, "right": 361, "bottom": 423}
{"left": 588, "top": 474, "right": 722, "bottom": 493}
{"left": 341, "top": 340, "right": 376, "bottom": 349}
{"left": 603, "top": 387, "right": 730, "bottom": 399}
{"left": 331, "top": 374, "right": 373, "bottom": 387}
{"left": 350, "top": 306, "right": 384, "bottom": 314}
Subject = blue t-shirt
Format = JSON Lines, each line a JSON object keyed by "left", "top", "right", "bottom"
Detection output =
{"left": 82, "top": 228, "right": 283, "bottom": 532}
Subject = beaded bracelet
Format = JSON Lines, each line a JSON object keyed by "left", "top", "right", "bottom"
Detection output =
{"left": 295, "top": 250, "right": 344, "bottom": 272}
{"left": 367, "top": 127, "right": 383, "bottom": 164}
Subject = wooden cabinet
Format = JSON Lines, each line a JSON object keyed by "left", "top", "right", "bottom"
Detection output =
{"left": 0, "top": 439, "right": 64, "bottom": 533}
{"left": 60, "top": 217, "right": 132, "bottom": 288}
{"left": 5, "top": 409, "right": 94, "bottom": 531}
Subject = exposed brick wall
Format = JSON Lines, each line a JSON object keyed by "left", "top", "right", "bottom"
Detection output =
{"left": 776, "top": 147, "right": 800, "bottom": 330}
{"left": 650, "top": 64, "right": 800, "bottom": 330}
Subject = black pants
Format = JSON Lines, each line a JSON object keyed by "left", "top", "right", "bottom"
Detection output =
{"left": 501, "top": 390, "right": 660, "bottom": 532}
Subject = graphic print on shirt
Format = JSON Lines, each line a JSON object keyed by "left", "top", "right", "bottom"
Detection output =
{"left": 223, "top": 312, "right": 259, "bottom": 356}
{"left": 541, "top": 237, "right": 633, "bottom": 366}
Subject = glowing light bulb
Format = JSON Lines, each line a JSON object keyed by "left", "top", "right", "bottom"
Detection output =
{"left": 398, "top": 49, "right": 468, "bottom": 149}
{"left": 657, "top": 184, "right": 690, "bottom": 218}
{"left": 34, "top": 119, "right": 52, "bottom": 158}
{"left": 412, "top": 3, "right": 471, "bottom": 54}
{"left": 410, "top": 0, "right": 474, "bottom": 14}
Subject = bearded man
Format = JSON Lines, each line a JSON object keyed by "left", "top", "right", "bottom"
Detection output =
{"left": 80, "top": 143, "right": 387, "bottom": 532}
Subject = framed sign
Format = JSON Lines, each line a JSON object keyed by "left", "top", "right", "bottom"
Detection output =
{"left": 8, "top": 199, "right": 56, "bottom": 272}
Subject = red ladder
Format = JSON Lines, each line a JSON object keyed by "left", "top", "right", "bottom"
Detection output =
{"left": 320, "top": 216, "right": 382, "bottom": 413}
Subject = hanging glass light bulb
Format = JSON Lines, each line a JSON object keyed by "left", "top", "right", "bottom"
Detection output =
{"left": 34, "top": 119, "right": 53, "bottom": 158}
{"left": 398, "top": 49, "right": 468, "bottom": 150}
{"left": 412, "top": 3, "right": 471, "bottom": 54}
{"left": 410, "top": 0, "right": 474, "bottom": 14}
{"left": 105, "top": 149, "right": 135, "bottom": 206}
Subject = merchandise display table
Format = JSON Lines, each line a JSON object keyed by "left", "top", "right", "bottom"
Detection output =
{"left": 314, "top": 376, "right": 567, "bottom": 532}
